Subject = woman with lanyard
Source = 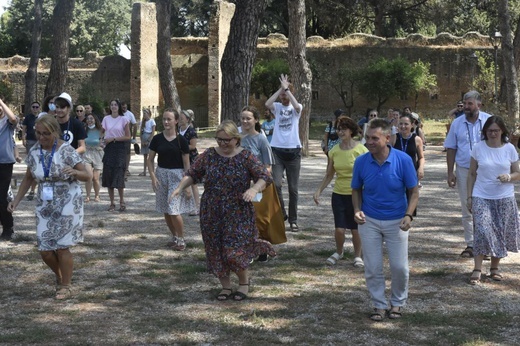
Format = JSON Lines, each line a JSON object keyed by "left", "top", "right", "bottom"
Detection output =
{"left": 8, "top": 115, "right": 91, "bottom": 299}
{"left": 391, "top": 113, "right": 425, "bottom": 214}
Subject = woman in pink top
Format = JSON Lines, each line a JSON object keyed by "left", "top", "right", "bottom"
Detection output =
{"left": 102, "top": 99, "right": 131, "bottom": 212}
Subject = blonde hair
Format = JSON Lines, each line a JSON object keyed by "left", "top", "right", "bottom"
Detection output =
{"left": 36, "top": 114, "right": 61, "bottom": 140}
{"left": 216, "top": 120, "right": 241, "bottom": 146}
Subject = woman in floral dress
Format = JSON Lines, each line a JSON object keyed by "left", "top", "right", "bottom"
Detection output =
{"left": 8, "top": 115, "right": 91, "bottom": 300}
{"left": 172, "top": 120, "right": 275, "bottom": 301}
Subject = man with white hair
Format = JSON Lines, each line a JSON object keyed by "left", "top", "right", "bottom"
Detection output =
{"left": 445, "top": 90, "right": 491, "bottom": 258}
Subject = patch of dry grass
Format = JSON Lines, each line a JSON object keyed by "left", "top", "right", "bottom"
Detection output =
{"left": 1, "top": 144, "right": 520, "bottom": 345}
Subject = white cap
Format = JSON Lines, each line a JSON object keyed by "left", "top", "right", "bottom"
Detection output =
{"left": 55, "top": 92, "right": 73, "bottom": 109}
{"left": 411, "top": 112, "right": 419, "bottom": 120}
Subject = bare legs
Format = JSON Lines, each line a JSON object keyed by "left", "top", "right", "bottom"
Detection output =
{"left": 164, "top": 213, "right": 184, "bottom": 238}
{"left": 108, "top": 187, "right": 125, "bottom": 210}
{"left": 40, "top": 248, "right": 74, "bottom": 298}
{"left": 85, "top": 169, "right": 101, "bottom": 201}
{"left": 334, "top": 227, "right": 362, "bottom": 258}
{"left": 217, "top": 268, "right": 250, "bottom": 300}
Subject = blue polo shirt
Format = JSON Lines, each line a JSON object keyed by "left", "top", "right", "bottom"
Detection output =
{"left": 351, "top": 146, "right": 417, "bottom": 220}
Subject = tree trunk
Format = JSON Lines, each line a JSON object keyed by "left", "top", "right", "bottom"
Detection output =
{"left": 24, "top": 0, "right": 43, "bottom": 111}
{"left": 156, "top": 0, "right": 181, "bottom": 112}
{"left": 221, "top": 0, "right": 268, "bottom": 123}
{"left": 44, "top": 0, "right": 75, "bottom": 97}
{"left": 287, "top": 0, "right": 312, "bottom": 155}
{"left": 498, "top": 0, "right": 519, "bottom": 119}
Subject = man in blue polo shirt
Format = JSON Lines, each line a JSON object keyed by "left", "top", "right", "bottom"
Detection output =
{"left": 352, "top": 118, "right": 419, "bottom": 322}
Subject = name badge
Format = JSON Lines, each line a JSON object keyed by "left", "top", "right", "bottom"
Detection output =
{"left": 41, "top": 182, "right": 53, "bottom": 201}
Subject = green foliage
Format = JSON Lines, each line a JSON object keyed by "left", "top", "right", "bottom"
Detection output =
{"left": 170, "top": 0, "right": 212, "bottom": 37}
{"left": 0, "top": 78, "right": 14, "bottom": 103}
{"left": 76, "top": 81, "right": 106, "bottom": 116}
{"left": 251, "top": 58, "right": 289, "bottom": 97}
{"left": 471, "top": 52, "right": 495, "bottom": 104}
{"left": 0, "top": 0, "right": 134, "bottom": 58}
{"left": 356, "top": 56, "right": 438, "bottom": 111}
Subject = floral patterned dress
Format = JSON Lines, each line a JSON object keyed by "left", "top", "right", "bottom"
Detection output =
{"left": 186, "top": 147, "right": 276, "bottom": 278}
{"left": 26, "top": 143, "right": 84, "bottom": 251}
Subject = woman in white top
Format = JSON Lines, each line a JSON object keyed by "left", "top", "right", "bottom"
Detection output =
{"left": 139, "top": 108, "right": 156, "bottom": 176}
{"left": 467, "top": 115, "right": 520, "bottom": 285}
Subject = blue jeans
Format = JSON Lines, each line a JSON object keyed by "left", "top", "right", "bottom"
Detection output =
{"left": 271, "top": 148, "right": 301, "bottom": 223}
{"left": 359, "top": 216, "right": 409, "bottom": 309}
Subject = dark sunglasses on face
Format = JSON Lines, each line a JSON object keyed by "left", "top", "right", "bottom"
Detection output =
{"left": 215, "top": 137, "right": 233, "bottom": 144}
{"left": 32, "top": 105, "right": 40, "bottom": 109}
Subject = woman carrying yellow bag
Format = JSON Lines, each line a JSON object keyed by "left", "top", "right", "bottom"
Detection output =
{"left": 240, "top": 106, "right": 286, "bottom": 261}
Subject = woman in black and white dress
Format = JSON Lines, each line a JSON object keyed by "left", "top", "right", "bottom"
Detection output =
{"left": 147, "top": 109, "right": 194, "bottom": 251}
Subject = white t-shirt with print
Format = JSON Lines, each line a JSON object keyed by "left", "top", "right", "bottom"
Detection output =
{"left": 270, "top": 102, "right": 302, "bottom": 149}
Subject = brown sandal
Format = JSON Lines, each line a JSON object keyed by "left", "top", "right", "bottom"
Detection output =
{"left": 489, "top": 268, "right": 503, "bottom": 281}
{"left": 108, "top": 204, "right": 116, "bottom": 212}
{"left": 469, "top": 269, "right": 481, "bottom": 285}
{"left": 370, "top": 308, "right": 386, "bottom": 322}
{"left": 388, "top": 306, "right": 403, "bottom": 319}
{"left": 55, "top": 285, "right": 72, "bottom": 300}
{"left": 119, "top": 203, "right": 126, "bottom": 212}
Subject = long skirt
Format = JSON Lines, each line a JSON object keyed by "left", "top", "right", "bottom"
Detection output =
{"left": 102, "top": 141, "right": 126, "bottom": 189}
{"left": 472, "top": 196, "right": 520, "bottom": 258}
{"left": 252, "top": 183, "right": 287, "bottom": 244}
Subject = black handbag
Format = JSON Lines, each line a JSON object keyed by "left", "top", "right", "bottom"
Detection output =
{"left": 134, "top": 143, "right": 140, "bottom": 155}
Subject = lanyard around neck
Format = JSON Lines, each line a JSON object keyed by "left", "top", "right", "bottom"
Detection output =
{"left": 465, "top": 119, "right": 482, "bottom": 151}
{"left": 40, "top": 140, "right": 57, "bottom": 180}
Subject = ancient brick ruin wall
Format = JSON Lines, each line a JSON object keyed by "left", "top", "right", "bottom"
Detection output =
{"left": 0, "top": 30, "right": 496, "bottom": 123}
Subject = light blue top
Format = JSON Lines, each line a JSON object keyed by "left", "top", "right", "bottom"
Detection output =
{"left": 0, "top": 116, "right": 17, "bottom": 164}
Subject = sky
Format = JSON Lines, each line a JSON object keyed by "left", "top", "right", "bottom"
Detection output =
{"left": 0, "top": 0, "right": 8, "bottom": 16}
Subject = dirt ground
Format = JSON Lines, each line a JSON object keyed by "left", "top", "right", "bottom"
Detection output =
{"left": 1, "top": 139, "right": 520, "bottom": 345}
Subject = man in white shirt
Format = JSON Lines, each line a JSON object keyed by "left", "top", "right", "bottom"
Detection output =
{"left": 445, "top": 90, "right": 491, "bottom": 258}
{"left": 121, "top": 102, "right": 137, "bottom": 175}
{"left": 265, "top": 74, "right": 303, "bottom": 232}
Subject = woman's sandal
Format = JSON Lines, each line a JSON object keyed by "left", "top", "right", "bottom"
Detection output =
{"left": 94, "top": 196, "right": 101, "bottom": 202}
{"left": 489, "top": 268, "right": 503, "bottom": 281}
{"left": 460, "top": 246, "right": 474, "bottom": 258}
{"left": 326, "top": 252, "right": 343, "bottom": 265}
{"left": 388, "top": 306, "right": 403, "bottom": 319}
{"left": 469, "top": 269, "right": 481, "bottom": 285}
{"left": 108, "top": 204, "right": 116, "bottom": 212}
{"left": 233, "top": 282, "right": 250, "bottom": 301}
{"left": 370, "top": 308, "right": 386, "bottom": 322}
{"left": 119, "top": 203, "right": 126, "bottom": 212}
{"left": 216, "top": 288, "right": 233, "bottom": 301}
{"left": 55, "top": 285, "right": 72, "bottom": 300}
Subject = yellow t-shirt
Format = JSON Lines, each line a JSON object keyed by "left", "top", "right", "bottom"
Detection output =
{"left": 329, "top": 142, "right": 369, "bottom": 195}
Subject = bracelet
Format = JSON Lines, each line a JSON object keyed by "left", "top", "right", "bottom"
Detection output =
{"left": 506, "top": 174, "right": 511, "bottom": 182}
{"left": 404, "top": 213, "right": 414, "bottom": 221}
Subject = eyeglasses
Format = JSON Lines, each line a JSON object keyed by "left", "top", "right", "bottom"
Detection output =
{"left": 457, "top": 105, "right": 463, "bottom": 107}
{"left": 32, "top": 105, "right": 40, "bottom": 109}
{"left": 215, "top": 137, "right": 234, "bottom": 144}
{"left": 487, "top": 129, "right": 501, "bottom": 134}
{"left": 369, "top": 114, "right": 377, "bottom": 117}
{"left": 76, "top": 110, "right": 84, "bottom": 112}
{"left": 35, "top": 131, "right": 52, "bottom": 137}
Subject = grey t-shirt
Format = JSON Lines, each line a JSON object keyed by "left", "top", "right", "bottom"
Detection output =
{"left": 0, "top": 116, "right": 16, "bottom": 164}
{"left": 241, "top": 133, "right": 274, "bottom": 166}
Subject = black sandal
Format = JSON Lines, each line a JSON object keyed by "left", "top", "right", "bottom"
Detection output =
{"left": 233, "top": 282, "right": 250, "bottom": 301}
{"left": 216, "top": 288, "right": 233, "bottom": 301}
{"left": 460, "top": 246, "right": 474, "bottom": 258}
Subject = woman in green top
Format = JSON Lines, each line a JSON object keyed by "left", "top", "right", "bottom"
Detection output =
{"left": 314, "top": 116, "right": 368, "bottom": 267}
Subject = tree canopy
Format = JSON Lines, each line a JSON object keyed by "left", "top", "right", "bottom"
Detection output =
{"left": 0, "top": 0, "right": 133, "bottom": 58}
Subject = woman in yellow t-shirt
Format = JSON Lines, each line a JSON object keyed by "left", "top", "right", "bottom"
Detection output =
{"left": 314, "top": 115, "right": 368, "bottom": 267}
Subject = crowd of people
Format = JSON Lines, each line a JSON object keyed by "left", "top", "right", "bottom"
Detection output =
{"left": 1, "top": 83, "right": 519, "bottom": 321}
